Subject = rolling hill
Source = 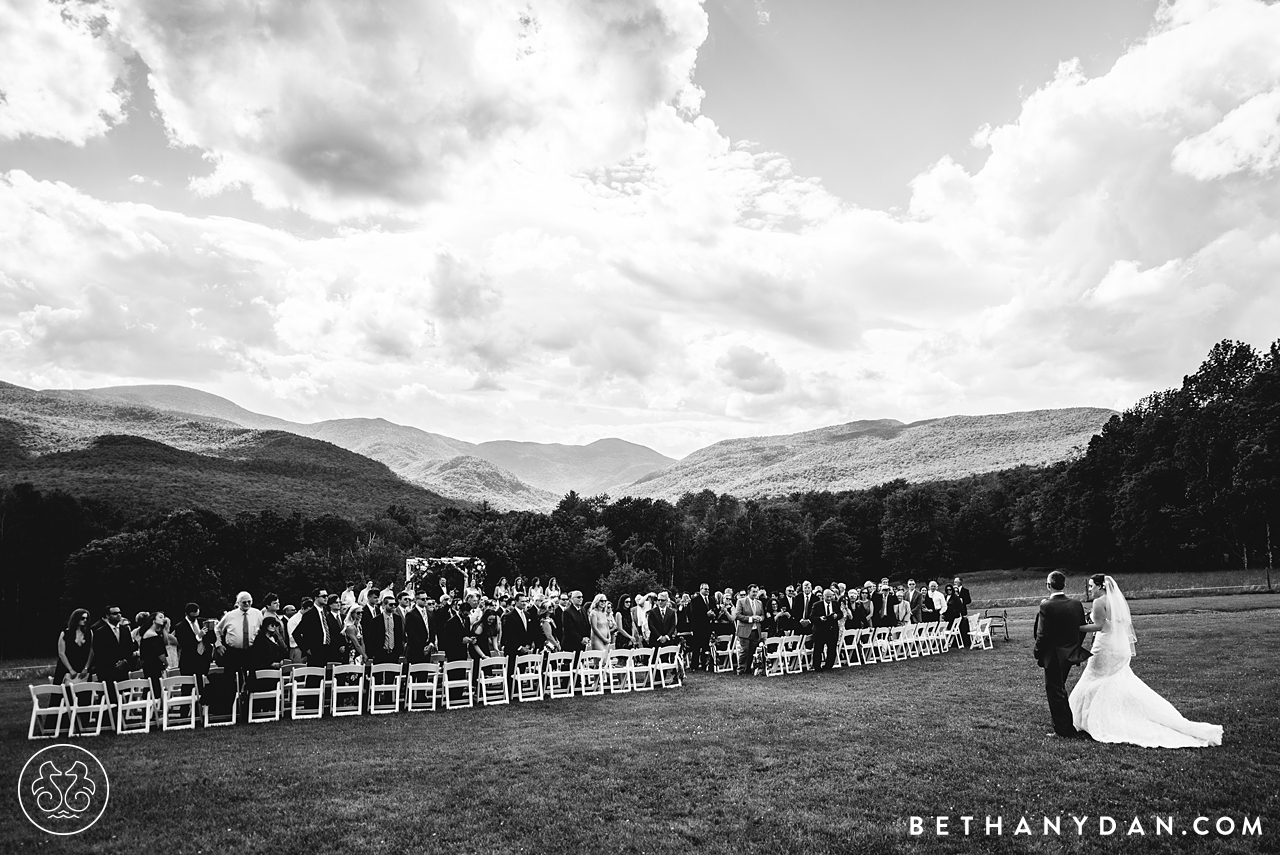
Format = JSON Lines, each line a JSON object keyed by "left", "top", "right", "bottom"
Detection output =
{"left": 623, "top": 408, "right": 1116, "bottom": 501}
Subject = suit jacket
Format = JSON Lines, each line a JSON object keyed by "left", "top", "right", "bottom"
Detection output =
{"left": 733, "top": 597, "right": 763, "bottom": 639}
{"left": 788, "top": 594, "right": 816, "bottom": 627}
{"left": 955, "top": 586, "right": 972, "bottom": 616}
{"left": 363, "top": 609, "right": 405, "bottom": 662}
{"left": 648, "top": 606, "right": 677, "bottom": 645}
{"left": 1034, "top": 594, "right": 1090, "bottom": 669}
{"left": 908, "top": 590, "right": 926, "bottom": 621}
{"left": 501, "top": 608, "right": 534, "bottom": 654}
{"left": 687, "top": 594, "right": 714, "bottom": 631}
{"left": 404, "top": 607, "right": 434, "bottom": 662}
{"left": 92, "top": 621, "right": 137, "bottom": 680}
{"left": 560, "top": 606, "right": 590, "bottom": 653}
{"left": 296, "top": 607, "right": 343, "bottom": 662}
{"left": 437, "top": 609, "right": 470, "bottom": 662}
{"left": 175, "top": 618, "right": 213, "bottom": 673}
{"left": 871, "top": 590, "right": 900, "bottom": 625}
{"left": 811, "top": 599, "right": 841, "bottom": 635}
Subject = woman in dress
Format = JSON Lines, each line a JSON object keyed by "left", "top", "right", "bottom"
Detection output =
{"left": 538, "top": 601, "right": 560, "bottom": 652}
{"left": 54, "top": 608, "right": 94, "bottom": 685}
{"left": 631, "top": 592, "right": 650, "bottom": 648}
{"left": 493, "top": 577, "right": 509, "bottom": 599}
{"left": 942, "top": 584, "right": 964, "bottom": 643}
{"left": 527, "top": 577, "right": 544, "bottom": 603}
{"left": 512, "top": 575, "right": 526, "bottom": 596}
{"left": 614, "top": 596, "right": 635, "bottom": 648}
{"left": 588, "top": 594, "right": 612, "bottom": 652}
{"left": 252, "top": 615, "right": 288, "bottom": 671}
{"left": 545, "top": 577, "right": 561, "bottom": 600}
{"left": 1070, "top": 575, "right": 1222, "bottom": 748}
{"left": 850, "top": 588, "right": 872, "bottom": 630}
{"left": 138, "top": 611, "right": 177, "bottom": 697}
{"left": 895, "top": 585, "right": 912, "bottom": 624}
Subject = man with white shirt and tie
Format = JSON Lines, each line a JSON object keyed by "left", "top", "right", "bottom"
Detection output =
{"left": 176, "top": 601, "right": 213, "bottom": 688}
{"left": 215, "top": 591, "right": 264, "bottom": 698}
{"left": 688, "top": 583, "right": 714, "bottom": 671}
{"left": 93, "top": 604, "right": 137, "bottom": 703}
{"left": 501, "top": 591, "right": 535, "bottom": 690}
{"left": 405, "top": 591, "right": 436, "bottom": 664}
{"left": 733, "top": 585, "right": 765, "bottom": 675}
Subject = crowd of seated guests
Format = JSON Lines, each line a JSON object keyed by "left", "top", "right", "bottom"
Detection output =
{"left": 51, "top": 573, "right": 975, "bottom": 708}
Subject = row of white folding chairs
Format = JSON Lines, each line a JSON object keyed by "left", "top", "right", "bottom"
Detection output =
{"left": 753, "top": 618, "right": 988, "bottom": 678}
{"left": 29, "top": 675, "right": 203, "bottom": 739}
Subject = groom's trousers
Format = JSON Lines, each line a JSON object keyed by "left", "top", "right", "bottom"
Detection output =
{"left": 1044, "top": 656, "right": 1077, "bottom": 736}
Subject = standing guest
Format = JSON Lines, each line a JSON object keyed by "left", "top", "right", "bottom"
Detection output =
{"left": 138, "top": 611, "right": 177, "bottom": 697}
{"left": 906, "top": 580, "right": 924, "bottom": 623}
{"left": 733, "top": 586, "right": 765, "bottom": 675}
{"left": 943, "top": 585, "right": 965, "bottom": 649}
{"left": 397, "top": 591, "right": 413, "bottom": 620}
{"left": 688, "top": 584, "right": 714, "bottom": 671}
{"left": 175, "top": 602, "right": 213, "bottom": 686}
{"left": 537, "top": 600, "right": 560, "bottom": 652}
{"left": 286, "top": 598, "right": 310, "bottom": 664}
{"left": 262, "top": 592, "right": 282, "bottom": 623}
{"left": 561, "top": 591, "right": 590, "bottom": 655}
{"left": 528, "top": 577, "right": 545, "bottom": 603}
{"left": 437, "top": 596, "right": 471, "bottom": 663}
{"left": 92, "top": 605, "right": 137, "bottom": 701}
{"left": 493, "top": 577, "right": 510, "bottom": 599}
{"left": 648, "top": 592, "right": 677, "bottom": 651}
{"left": 327, "top": 598, "right": 350, "bottom": 663}
{"left": 872, "top": 580, "right": 899, "bottom": 630}
{"left": 215, "top": 592, "right": 263, "bottom": 694}
{"left": 342, "top": 604, "right": 366, "bottom": 663}
{"left": 812, "top": 589, "right": 841, "bottom": 671}
{"left": 512, "top": 575, "right": 526, "bottom": 596}
{"left": 894, "top": 586, "right": 912, "bottom": 624}
{"left": 588, "top": 594, "right": 613, "bottom": 651}
{"left": 54, "top": 609, "right": 94, "bottom": 686}
{"left": 614, "top": 596, "right": 635, "bottom": 648}
{"left": 296, "top": 589, "right": 335, "bottom": 668}
{"left": 545, "top": 577, "right": 561, "bottom": 600}
{"left": 365, "top": 594, "right": 405, "bottom": 665}
{"left": 953, "top": 576, "right": 973, "bottom": 649}
{"left": 927, "top": 581, "right": 947, "bottom": 621}
{"left": 357, "top": 581, "right": 376, "bottom": 608}
{"left": 554, "top": 592, "right": 573, "bottom": 646}
{"left": 502, "top": 591, "right": 535, "bottom": 674}
{"left": 405, "top": 591, "right": 436, "bottom": 664}
{"left": 789, "top": 581, "right": 816, "bottom": 636}
{"left": 631, "top": 593, "right": 650, "bottom": 649}
{"left": 340, "top": 584, "right": 357, "bottom": 610}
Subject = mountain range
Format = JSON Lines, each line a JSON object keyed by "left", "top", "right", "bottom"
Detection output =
{"left": 1, "top": 380, "right": 1116, "bottom": 513}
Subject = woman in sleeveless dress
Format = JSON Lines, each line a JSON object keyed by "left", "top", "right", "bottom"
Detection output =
{"left": 588, "top": 594, "right": 612, "bottom": 652}
{"left": 54, "top": 608, "right": 94, "bottom": 685}
{"left": 1069, "top": 574, "right": 1222, "bottom": 748}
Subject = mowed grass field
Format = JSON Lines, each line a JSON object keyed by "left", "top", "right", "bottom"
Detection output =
{"left": 952, "top": 569, "right": 1276, "bottom": 605}
{"left": 2, "top": 594, "right": 1277, "bottom": 855}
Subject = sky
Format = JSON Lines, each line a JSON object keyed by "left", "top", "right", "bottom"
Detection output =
{"left": 2, "top": 0, "right": 1279, "bottom": 459}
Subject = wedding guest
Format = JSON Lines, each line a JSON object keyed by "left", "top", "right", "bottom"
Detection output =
{"left": 528, "top": 577, "right": 545, "bottom": 602}
{"left": 366, "top": 594, "right": 405, "bottom": 665}
{"left": 631, "top": 593, "right": 650, "bottom": 648}
{"left": 927, "top": 581, "right": 946, "bottom": 621}
{"left": 340, "top": 584, "right": 357, "bottom": 610}
{"left": 545, "top": 577, "right": 561, "bottom": 600}
{"left": 614, "top": 596, "right": 635, "bottom": 649}
{"left": 493, "top": 577, "right": 510, "bottom": 599}
{"left": 943, "top": 584, "right": 965, "bottom": 649}
{"left": 215, "top": 591, "right": 263, "bottom": 691}
{"left": 296, "top": 589, "right": 337, "bottom": 668}
{"left": 812, "top": 589, "right": 842, "bottom": 671}
{"left": 343, "top": 604, "right": 366, "bottom": 663}
{"left": 397, "top": 591, "right": 413, "bottom": 620}
{"left": 286, "top": 598, "right": 310, "bottom": 663}
{"left": 252, "top": 614, "right": 288, "bottom": 671}
{"left": 871, "top": 580, "right": 899, "bottom": 629}
{"left": 92, "top": 605, "right": 136, "bottom": 701}
{"left": 54, "top": 608, "right": 94, "bottom": 686}
{"left": 537, "top": 600, "right": 560, "bottom": 652}
{"left": 512, "top": 575, "right": 526, "bottom": 596}
{"left": 405, "top": 591, "right": 436, "bottom": 664}
{"left": 953, "top": 576, "right": 972, "bottom": 649}
{"left": 138, "top": 611, "right": 177, "bottom": 697}
{"left": 562, "top": 591, "right": 590, "bottom": 655}
{"left": 589, "top": 594, "right": 613, "bottom": 651}
{"left": 357, "top": 581, "right": 376, "bottom": 607}
{"left": 733, "top": 586, "right": 765, "bottom": 675}
{"left": 895, "top": 586, "right": 912, "bottom": 624}
{"left": 553, "top": 592, "right": 572, "bottom": 644}
{"left": 648, "top": 592, "right": 677, "bottom": 651}
{"left": 175, "top": 602, "right": 213, "bottom": 684}
{"left": 789, "top": 581, "right": 816, "bottom": 636}
{"left": 437, "top": 596, "right": 471, "bottom": 662}
{"left": 850, "top": 587, "right": 873, "bottom": 629}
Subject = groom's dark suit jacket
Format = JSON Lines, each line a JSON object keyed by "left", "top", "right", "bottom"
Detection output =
{"left": 1033, "top": 595, "right": 1090, "bottom": 669}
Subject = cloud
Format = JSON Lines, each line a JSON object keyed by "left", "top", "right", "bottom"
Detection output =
{"left": 716, "top": 344, "right": 786, "bottom": 393}
{"left": 111, "top": 0, "right": 709, "bottom": 218}
{"left": 0, "top": 0, "right": 128, "bottom": 144}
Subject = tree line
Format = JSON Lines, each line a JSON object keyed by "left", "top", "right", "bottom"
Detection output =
{"left": 2, "top": 339, "right": 1275, "bottom": 659}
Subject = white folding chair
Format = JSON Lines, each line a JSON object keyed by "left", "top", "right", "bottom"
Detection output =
{"left": 201, "top": 667, "right": 238, "bottom": 727}
{"left": 888, "top": 626, "right": 910, "bottom": 660}
{"left": 67, "top": 681, "right": 113, "bottom": 737}
{"left": 289, "top": 666, "right": 326, "bottom": 719}
{"left": 628, "top": 649, "right": 654, "bottom": 691}
{"left": 778, "top": 634, "right": 804, "bottom": 674}
{"left": 712, "top": 635, "right": 737, "bottom": 673}
{"left": 329, "top": 664, "right": 365, "bottom": 717}
{"left": 477, "top": 657, "right": 510, "bottom": 706}
{"left": 442, "top": 659, "right": 474, "bottom": 710}
{"left": 943, "top": 618, "right": 962, "bottom": 652}
{"left": 512, "top": 654, "right": 545, "bottom": 702}
{"left": 971, "top": 617, "right": 994, "bottom": 650}
{"left": 114, "top": 678, "right": 153, "bottom": 735}
{"left": 368, "top": 663, "right": 402, "bottom": 714}
{"left": 839, "top": 629, "right": 861, "bottom": 667}
{"left": 857, "top": 628, "right": 880, "bottom": 664}
{"left": 160, "top": 675, "right": 199, "bottom": 731}
{"left": 606, "top": 650, "right": 632, "bottom": 694}
{"left": 653, "top": 646, "right": 682, "bottom": 688}
{"left": 762, "top": 637, "right": 784, "bottom": 676}
{"left": 544, "top": 652, "right": 577, "bottom": 699}
{"left": 795, "top": 634, "right": 814, "bottom": 672}
{"left": 247, "top": 669, "right": 283, "bottom": 723}
{"left": 28, "top": 685, "right": 70, "bottom": 739}
{"left": 576, "top": 651, "right": 607, "bottom": 696}
{"left": 406, "top": 662, "right": 441, "bottom": 711}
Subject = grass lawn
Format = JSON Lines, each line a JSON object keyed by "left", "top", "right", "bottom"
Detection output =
{"left": 956, "top": 568, "right": 1277, "bottom": 606}
{"left": 2, "top": 595, "right": 1277, "bottom": 854}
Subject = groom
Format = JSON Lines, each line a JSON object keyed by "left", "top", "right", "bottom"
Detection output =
{"left": 1033, "top": 570, "right": 1091, "bottom": 738}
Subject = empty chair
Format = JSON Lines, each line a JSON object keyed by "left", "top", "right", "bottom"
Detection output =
{"left": 779, "top": 635, "right": 804, "bottom": 674}
{"left": 795, "top": 634, "right": 814, "bottom": 672}
{"left": 839, "top": 629, "right": 861, "bottom": 667}
{"left": 28, "top": 685, "right": 70, "bottom": 739}
{"left": 888, "top": 626, "right": 910, "bottom": 660}
{"left": 477, "top": 656, "right": 510, "bottom": 706}
{"left": 247, "top": 669, "right": 283, "bottom": 724}
{"left": 942, "top": 618, "right": 962, "bottom": 652}
{"left": 405, "top": 662, "right": 441, "bottom": 711}
{"left": 711, "top": 635, "right": 738, "bottom": 674}
{"left": 160, "top": 675, "right": 199, "bottom": 731}
{"left": 653, "top": 645, "right": 683, "bottom": 688}
{"left": 576, "top": 651, "right": 607, "bottom": 696}
{"left": 330, "top": 664, "right": 365, "bottom": 717}
{"left": 67, "top": 681, "right": 113, "bottom": 737}
{"left": 544, "top": 652, "right": 576, "bottom": 699}
{"left": 628, "top": 648, "right": 654, "bottom": 691}
{"left": 606, "top": 650, "right": 632, "bottom": 694}
{"left": 857, "top": 628, "right": 881, "bottom": 664}
{"left": 114, "top": 678, "right": 153, "bottom": 735}
{"left": 290, "top": 666, "right": 326, "bottom": 720}
{"left": 368, "top": 663, "right": 402, "bottom": 714}
{"left": 201, "top": 667, "right": 238, "bottom": 727}
{"left": 983, "top": 608, "right": 1010, "bottom": 642}
{"left": 763, "top": 637, "right": 785, "bottom": 676}
{"left": 970, "top": 617, "right": 994, "bottom": 650}
{"left": 442, "top": 659, "right": 474, "bottom": 710}
{"left": 512, "top": 654, "right": 545, "bottom": 702}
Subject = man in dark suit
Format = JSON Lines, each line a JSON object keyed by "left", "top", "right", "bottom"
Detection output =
{"left": 296, "top": 589, "right": 341, "bottom": 671}
{"left": 404, "top": 591, "right": 436, "bottom": 664}
{"left": 175, "top": 601, "right": 213, "bottom": 688}
{"left": 953, "top": 575, "right": 973, "bottom": 649}
{"left": 788, "top": 581, "right": 816, "bottom": 635}
{"left": 436, "top": 596, "right": 471, "bottom": 663}
{"left": 553, "top": 592, "right": 572, "bottom": 646}
{"left": 92, "top": 605, "right": 137, "bottom": 702}
{"left": 648, "top": 591, "right": 678, "bottom": 651}
{"left": 687, "top": 583, "right": 714, "bottom": 670}
{"left": 501, "top": 591, "right": 535, "bottom": 689}
{"left": 560, "top": 591, "right": 590, "bottom": 655}
{"left": 871, "top": 580, "right": 899, "bottom": 629}
{"left": 1033, "top": 570, "right": 1091, "bottom": 738}
{"left": 906, "top": 579, "right": 925, "bottom": 623}
{"left": 363, "top": 594, "right": 405, "bottom": 664}
{"left": 812, "top": 588, "right": 842, "bottom": 670}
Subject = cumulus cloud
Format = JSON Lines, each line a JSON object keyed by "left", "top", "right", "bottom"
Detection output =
{"left": 716, "top": 344, "right": 786, "bottom": 393}
{"left": 0, "top": 0, "right": 127, "bottom": 144}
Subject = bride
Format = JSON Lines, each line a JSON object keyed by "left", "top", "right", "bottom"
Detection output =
{"left": 1069, "top": 574, "right": 1222, "bottom": 748}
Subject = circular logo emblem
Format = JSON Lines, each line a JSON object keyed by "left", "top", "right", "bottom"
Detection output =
{"left": 17, "top": 744, "right": 109, "bottom": 836}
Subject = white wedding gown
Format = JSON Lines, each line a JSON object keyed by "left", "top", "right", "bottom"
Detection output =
{"left": 1069, "top": 588, "right": 1222, "bottom": 748}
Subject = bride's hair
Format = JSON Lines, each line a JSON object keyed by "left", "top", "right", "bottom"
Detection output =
{"left": 1090, "top": 573, "right": 1106, "bottom": 588}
